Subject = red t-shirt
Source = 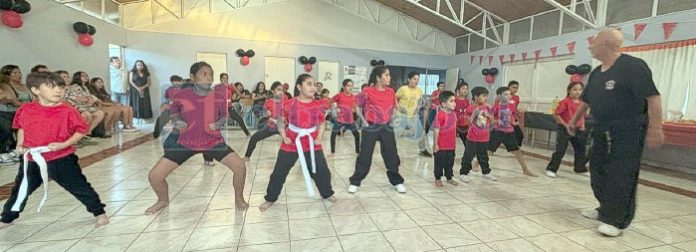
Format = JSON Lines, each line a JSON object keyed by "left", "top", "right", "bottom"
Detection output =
{"left": 493, "top": 103, "right": 518, "bottom": 133}
{"left": 321, "top": 97, "right": 332, "bottom": 110}
{"left": 280, "top": 98, "right": 325, "bottom": 152}
{"left": 465, "top": 104, "right": 493, "bottom": 142}
{"left": 430, "top": 90, "right": 442, "bottom": 109}
{"left": 556, "top": 97, "right": 585, "bottom": 128}
{"left": 454, "top": 97, "right": 470, "bottom": 128}
{"left": 13, "top": 102, "right": 88, "bottom": 161}
{"left": 433, "top": 109, "right": 457, "bottom": 151}
{"left": 332, "top": 92, "right": 356, "bottom": 124}
{"left": 511, "top": 95, "right": 520, "bottom": 109}
{"left": 170, "top": 88, "right": 228, "bottom": 150}
{"left": 264, "top": 96, "right": 287, "bottom": 129}
{"left": 165, "top": 86, "right": 183, "bottom": 102}
{"left": 360, "top": 87, "right": 396, "bottom": 125}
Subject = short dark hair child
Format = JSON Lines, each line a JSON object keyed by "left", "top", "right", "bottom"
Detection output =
{"left": 439, "top": 90, "right": 455, "bottom": 103}
{"left": 470, "top": 86, "right": 489, "bottom": 99}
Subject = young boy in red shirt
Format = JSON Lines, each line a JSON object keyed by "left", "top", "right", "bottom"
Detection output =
{"left": 259, "top": 74, "right": 336, "bottom": 211}
{"left": 490, "top": 87, "right": 536, "bottom": 177}
{"left": 545, "top": 82, "right": 588, "bottom": 177}
{"left": 508, "top": 81, "right": 524, "bottom": 146}
{"left": 459, "top": 87, "right": 495, "bottom": 182}
{"left": 433, "top": 91, "right": 459, "bottom": 187}
{"left": 454, "top": 82, "right": 470, "bottom": 146}
{"left": 425, "top": 81, "right": 446, "bottom": 134}
{"left": 0, "top": 72, "right": 108, "bottom": 229}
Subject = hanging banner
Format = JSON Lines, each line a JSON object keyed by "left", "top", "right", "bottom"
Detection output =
{"left": 663, "top": 22, "right": 677, "bottom": 40}
{"left": 488, "top": 55, "right": 494, "bottom": 66}
{"left": 499, "top": 55, "right": 505, "bottom": 65}
{"left": 634, "top": 23, "right": 647, "bottom": 41}
{"left": 521, "top": 52, "right": 528, "bottom": 61}
{"left": 509, "top": 54, "right": 515, "bottom": 62}
{"left": 470, "top": 55, "right": 475, "bottom": 64}
{"left": 534, "top": 50, "right": 542, "bottom": 61}
{"left": 587, "top": 36, "right": 595, "bottom": 45}
{"left": 550, "top": 46, "right": 558, "bottom": 57}
{"left": 567, "top": 41, "right": 576, "bottom": 54}
{"left": 479, "top": 56, "right": 484, "bottom": 65}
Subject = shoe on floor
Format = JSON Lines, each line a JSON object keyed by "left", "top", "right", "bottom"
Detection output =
{"left": 598, "top": 223, "right": 622, "bottom": 237}
{"left": 459, "top": 174, "right": 471, "bottom": 183}
{"left": 581, "top": 209, "right": 599, "bottom": 220}
{"left": 347, "top": 185, "right": 359, "bottom": 193}
{"left": 545, "top": 170, "right": 557, "bottom": 178}
{"left": 204, "top": 161, "right": 215, "bottom": 167}
{"left": 419, "top": 150, "right": 433, "bottom": 158}
{"left": 483, "top": 174, "right": 498, "bottom": 181}
{"left": 394, "top": 184, "right": 406, "bottom": 193}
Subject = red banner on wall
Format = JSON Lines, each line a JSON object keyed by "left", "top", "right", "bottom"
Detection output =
{"left": 634, "top": 23, "right": 647, "bottom": 41}
{"left": 534, "top": 50, "right": 541, "bottom": 61}
{"left": 499, "top": 55, "right": 505, "bottom": 65}
{"left": 587, "top": 36, "right": 595, "bottom": 45}
{"left": 663, "top": 22, "right": 678, "bottom": 40}
{"left": 488, "top": 56, "right": 494, "bottom": 66}
{"left": 567, "top": 41, "right": 576, "bottom": 54}
{"left": 509, "top": 54, "right": 515, "bottom": 62}
{"left": 550, "top": 46, "right": 558, "bottom": 57}
{"left": 470, "top": 55, "right": 475, "bottom": 64}
{"left": 479, "top": 56, "right": 484, "bottom": 65}
{"left": 521, "top": 52, "right": 528, "bottom": 61}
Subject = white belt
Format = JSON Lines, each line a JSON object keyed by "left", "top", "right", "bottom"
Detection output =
{"left": 11, "top": 146, "right": 52, "bottom": 212}
{"left": 288, "top": 124, "right": 317, "bottom": 197}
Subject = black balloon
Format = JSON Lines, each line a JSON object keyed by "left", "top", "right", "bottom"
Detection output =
{"left": 370, "top": 60, "right": 378, "bottom": 66}
{"left": 87, "top": 25, "right": 96, "bottom": 35}
{"left": 482, "top": 69, "right": 490, "bottom": 76}
{"left": 308, "top": 57, "right": 316, "bottom": 64}
{"left": 577, "top": 64, "right": 592, "bottom": 74}
{"left": 299, "top": 56, "right": 308, "bottom": 64}
{"left": 12, "top": 0, "right": 29, "bottom": 14}
{"left": 236, "top": 49, "right": 245, "bottom": 57}
{"left": 489, "top": 67, "right": 499, "bottom": 76}
{"left": 246, "top": 49, "right": 255, "bottom": 58}
{"left": 0, "top": 0, "right": 13, "bottom": 11}
{"left": 565, "top": 65, "right": 578, "bottom": 75}
{"left": 378, "top": 60, "right": 385, "bottom": 65}
{"left": 73, "top": 22, "right": 89, "bottom": 34}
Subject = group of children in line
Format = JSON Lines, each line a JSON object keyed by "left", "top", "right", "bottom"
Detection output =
{"left": 0, "top": 62, "right": 589, "bottom": 229}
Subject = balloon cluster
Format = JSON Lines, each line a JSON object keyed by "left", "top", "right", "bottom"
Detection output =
{"left": 298, "top": 56, "right": 316, "bottom": 72}
{"left": 565, "top": 64, "right": 592, "bottom": 82}
{"left": 0, "top": 0, "right": 31, "bottom": 29}
{"left": 236, "top": 49, "right": 255, "bottom": 66}
{"left": 369, "top": 59, "right": 385, "bottom": 67}
{"left": 73, "top": 22, "right": 97, "bottom": 46}
{"left": 481, "top": 67, "right": 499, "bottom": 84}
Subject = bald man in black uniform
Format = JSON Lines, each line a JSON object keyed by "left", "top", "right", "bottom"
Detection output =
{"left": 568, "top": 29, "right": 664, "bottom": 237}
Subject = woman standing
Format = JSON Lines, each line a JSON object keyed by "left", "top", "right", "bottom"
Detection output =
{"left": 129, "top": 60, "right": 153, "bottom": 119}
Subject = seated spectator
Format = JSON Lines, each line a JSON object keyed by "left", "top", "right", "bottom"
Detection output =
{"left": 87, "top": 77, "right": 139, "bottom": 133}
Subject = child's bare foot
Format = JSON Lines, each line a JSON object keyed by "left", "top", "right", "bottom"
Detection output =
{"left": 95, "top": 214, "right": 110, "bottom": 228}
{"left": 327, "top": 196, "right": 338, "bottom": 203}
{"left": 327, "top": 153, "right": 335, "bottom": 158}
{"left": 434, "top": 180, "right": 444, "bottom": 187}
{"left": 235, "top": 196, "right": 249, "bottom": 211}
{"left": 447, "top": 180, "right": 459, "bottom": 186}
{"left": 145, "top": 201, "right": 168, "bottom": 215}
{"left": 523, "top": 170, "right": 538, "bottom": 177}
{"left": 243, "top": 156, "right": 250, "bottom": 162}
{"left": 0, "top": 222, "right": 11, "bottom": 229}
{"left": 259, "top": 201, "right": 273, "bottom": 212}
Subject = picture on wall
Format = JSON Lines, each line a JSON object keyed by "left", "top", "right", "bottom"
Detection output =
{"left": 318, "top": 61, "right": 340, "bottom": 95}
{"left": 343, "top": 65, "right": 368, "bottom": 93}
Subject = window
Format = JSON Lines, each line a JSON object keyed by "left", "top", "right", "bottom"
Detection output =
{"left": 509, "top": 19, "right": 531, "bottom": 44}
{"left": 469, "top": 35, "right": 484, "bottom": 52}
{"left": 455, "top": 35, "right": 469, "bottom": 54}
{"left": 532, "top": 10, "right": 561, "bottom": 40}
{"left": 419, "top": 74, "right": 440, "bottom": 94}
{"left": 657, "top": 0, "right": 696, "bottom": 15}
{"left": 607, "top": 0, "right": 653, "bottom": 24}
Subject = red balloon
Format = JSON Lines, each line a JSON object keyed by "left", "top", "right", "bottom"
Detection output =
{"left": 570, "top": 74, "right": 583, "bottom": 82}
{"left": 1, "top": 11, "right": 22, "bottom": 29}
{"left": 304, "top": 63, "right": 313, "bottom": 72}
{"left": 78, "top": 34, "right": 93, "bottom": 46}
{"left": 240, "top": 56, "right": 250, "bottom": 66}
{"left": 484, "top": 75, "right": 495, "bottom": 84}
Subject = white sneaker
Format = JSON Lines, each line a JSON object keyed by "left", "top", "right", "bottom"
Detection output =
{"left": 581, "top": 209, "right": 599, "bottom": 220}
{"left": 459, "top": 174, "right": 470, "bottom": 183}
{"left": 347, "top": 185, "right": 359, "bottom": 193}
{"left": 598, "top": 223, "right": 622, "bottom": 237}
{"left": 545, "top": 171, "right": 557, "bottom": 178}
{"left": 394, "top": 184, "right": 406, "bottom": 193}
{"left": 483, "top": 174, "right": 498, "bottom": 181}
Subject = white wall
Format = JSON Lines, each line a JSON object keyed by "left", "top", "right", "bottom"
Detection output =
{"left": 0, "top": 0, "right": 127, "bottom": 83}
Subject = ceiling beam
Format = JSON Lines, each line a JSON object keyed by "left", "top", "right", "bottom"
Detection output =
{"left": 406, "top": 0, "right": 501, "bottom": 45}
{"left": 542, "top": 0, "right": 596, "bottom": 28}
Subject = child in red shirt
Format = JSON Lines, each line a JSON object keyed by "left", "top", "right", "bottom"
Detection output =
{"left": 259, "top": 74, "right": 336, "bottom": 211}
{"left": 330, "top": 79, "right": 360, "bottom": 156}
{"left": 349, "top": 66, "right": 406, "bottom": 194}
{"left": 508, "top": 81, "right": 524, "bottom": 146}
{"left": 454, "top": 82, "right": 470, "bottom": 146}
{"left": 459, "top": 87, "right": 495, "bottom": 182}
{"left": 1, "top": 72, "right": 108, "bottom": 229}
{"left": 490, "top": 87, "right": 536, "bottom": 177}
{"left": 425, "top": 81, "right": 446, "bottom": 134}
{"left": 244, "top": 82, "right": 287, "bottom": 160}
{"left": 545, "top": 82, "right": 588, "bottom": 177}
{"left": 433, "top": 91, "right": 459, "bottom": 187}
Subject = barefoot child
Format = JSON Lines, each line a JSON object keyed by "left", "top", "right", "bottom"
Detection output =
{"left": 545, "top": 82, "right": 588, "bottom": 177}
{"left": 259, "top": 74, "right": 336, "bottom": 211}
{"left": 490, "top": 87, "right": 537, "bottom": 177}
{"left": 460, "top": 87, "right": 496, "bottom": 182}
{"left": 145, "top": 62, "right": 248, "bottom": 214}
{"left": 243, "top": 82, "right": 287, "bottom": 161}
{"left": 1, "top": 72, "right": 109, "bottom": 229}
{"left": 433, "top": 91, "right": 459, "bottom": 187}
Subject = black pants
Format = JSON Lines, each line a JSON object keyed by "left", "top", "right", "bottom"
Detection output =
{"left": 456, "top": 127, "right": 468, "bottom": 146}
{"left": 1, "top": 154, "right": 106, "bottom": 223}
{"left": 330, "top": 122, "right": 360, "bottom": 154}
{"left": 514, "top": 125, "right": 524, "bottom": 146}
{"left": 546, "top": 125, "right": 588, "bottom": 173}
{"left": 460, "top": 140, "right": 491, "bottom": 175}
{"left": 590, "top": 123, "right": 645, "bottom": 229}
{"left": 264, "top": 150, "right": 334, "bottom": 202}
{"left": 0, "top": 111, "right": 16, "bottom": 151}
{"left": 244, "top": 126, "right": 279, "bottom": 158}
{"left": 490, "top": 130, "right": 520, "bottom": 152}
{"left": 424, "top": 108, "right": 437, "bottom": 134}
{"left": 350, "top": 124, "right": 403, "bottom": 186}
{"left": 229, "top": 107, "right": 250, "bottom": 136}
{"left": 434, "top": 150, "right": 455, "bottom": 180}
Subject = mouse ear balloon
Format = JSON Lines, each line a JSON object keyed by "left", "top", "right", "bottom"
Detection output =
{"left": 87, "top": 25, "right": 96, "bottom": 35}
{"left": 298, "top": 56, "right": 308, "bottom": 64}
{"left": 236, "top": 49, "right": 245, "bottom": 57}
{"left": 11, "top": 0, "right": 30, "bottom": 14}
{"left": 565, "top": 65, "right": 578, "bottom": 75}
{"left": 482, "top": 69, "right": 490, "bottom": 76}
{"left": 73, "top": 22, "right": 89, "bottom": 34}
{"left": 245, "top": 49, "right": 255, "bottom": 58}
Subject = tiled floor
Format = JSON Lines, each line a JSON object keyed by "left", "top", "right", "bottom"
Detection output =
{"left": 2, "top": 128, "right": 696, "bottom": 252}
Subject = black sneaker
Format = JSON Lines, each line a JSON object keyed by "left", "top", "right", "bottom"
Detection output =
{"left": 419, "top": 150, "right": 433, "bottom": 157}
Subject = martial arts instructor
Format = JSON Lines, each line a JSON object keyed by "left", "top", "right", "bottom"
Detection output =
{"left": 568, "top": 28, "right": 664, "bottom": 237}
